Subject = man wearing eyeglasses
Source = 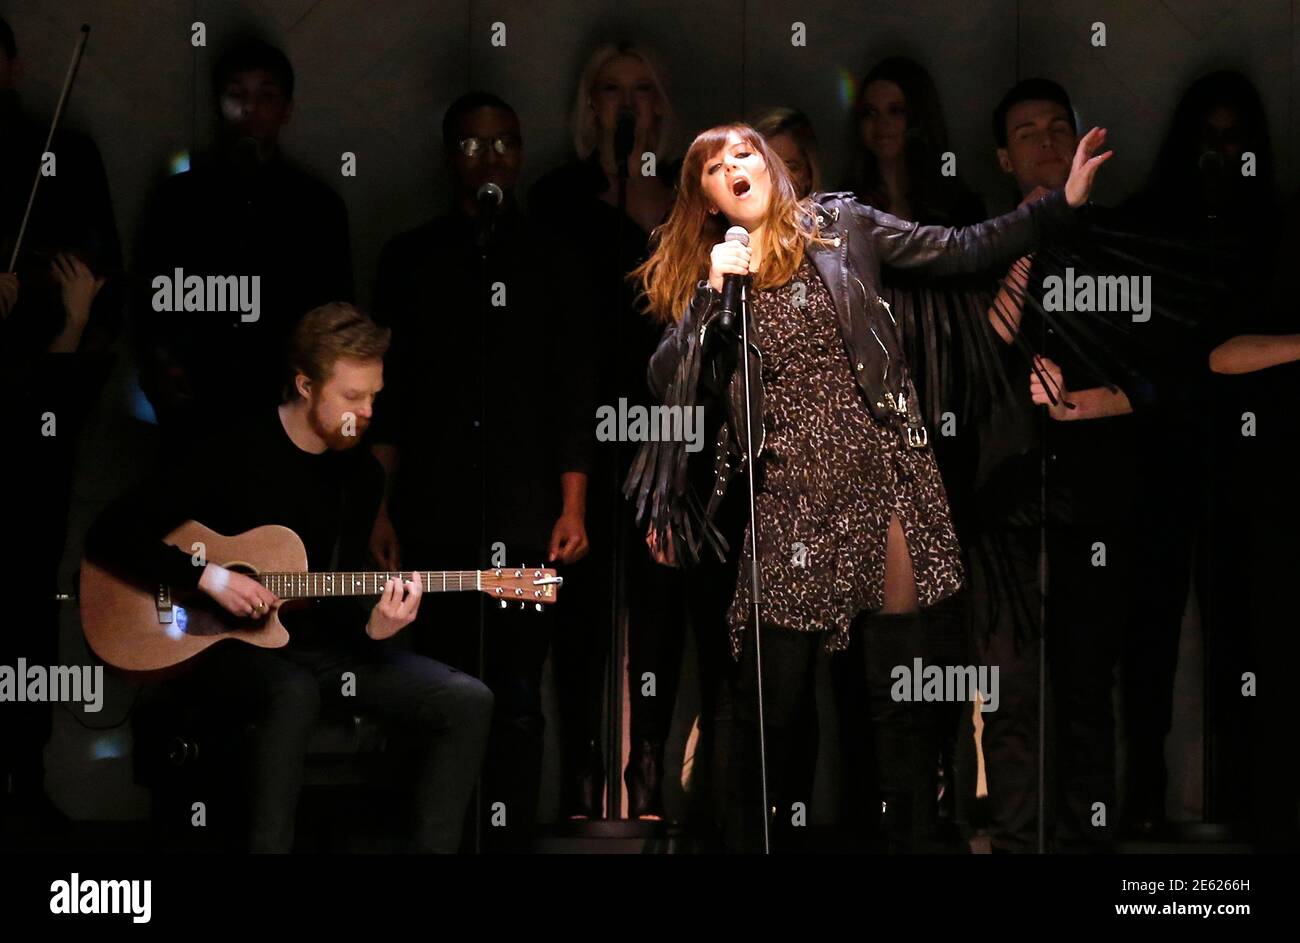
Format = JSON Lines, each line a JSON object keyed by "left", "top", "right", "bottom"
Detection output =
{"left": 369, "top": 91, "right": 595, "bottom": 851}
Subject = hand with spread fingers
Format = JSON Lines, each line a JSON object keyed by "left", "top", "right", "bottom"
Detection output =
{"left": 1065, "top": 126, "right": 1113, "bottom": 208}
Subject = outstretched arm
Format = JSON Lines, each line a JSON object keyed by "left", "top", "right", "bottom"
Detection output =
{"left": 1209, "top": 334, "right": 1300, "bottom": 375}
{"left": 863, "top": 128, "right": 1113, "bottom": 278}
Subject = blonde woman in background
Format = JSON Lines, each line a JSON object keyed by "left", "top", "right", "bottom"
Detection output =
{"left": 532, "top": 41, "right": 732, "bottom": 831}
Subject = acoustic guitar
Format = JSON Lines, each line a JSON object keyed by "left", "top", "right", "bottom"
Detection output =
{"left": 80, "top": 521, "right": 562, "bottom": 672}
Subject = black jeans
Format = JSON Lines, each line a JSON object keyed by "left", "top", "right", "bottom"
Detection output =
{"left": 194, "top": 638, "right": 493, "bottom": 853}
{"left": 411, "top": 582, "right": 555, "bottom": 851}
{"left": 1120, "top": 490, "right": 1196, "bottom": 825}
{"left": 969, "top": 523, "right": 1125, "bottom": 852}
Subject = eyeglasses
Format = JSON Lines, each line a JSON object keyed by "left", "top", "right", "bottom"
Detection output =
{"left": 456, "top": 135, "right": 521, "bottom": 158}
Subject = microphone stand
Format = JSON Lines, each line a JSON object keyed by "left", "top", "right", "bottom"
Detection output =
{"left": 474, "top": 211, "right": 493, "bottom": 853}
{"left": 606, "top": 151, "right": 630, "bottom": 822}
{"left": 1037, "top": 379, "right": 1048, "bottom": 855}
{"left": 735, "top": 280, "right": 771, "bottom": 854}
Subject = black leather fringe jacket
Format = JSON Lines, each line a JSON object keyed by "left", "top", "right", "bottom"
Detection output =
{"left": 624, "top": 188, "right": 1077, "bottom": 564}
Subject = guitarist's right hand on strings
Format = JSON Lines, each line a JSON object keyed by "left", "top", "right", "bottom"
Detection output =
{"left": 198, "top": 564, "right": 278, "bottom": 618}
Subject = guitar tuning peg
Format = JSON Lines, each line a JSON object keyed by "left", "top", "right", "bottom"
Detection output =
{"left": 499, "top": 600, "right": 508, "bottom": 609}
{"left": 518, "top": 601, "right": 526, "bottom": 610}
{"left": 534, "top": 603, "right": 544, "bottom": 612}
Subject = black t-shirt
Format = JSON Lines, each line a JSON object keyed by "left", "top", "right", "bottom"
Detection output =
{"left": 529, "top": 158, "right": 680, "bottom": 530}
{"left": 976, "top": 244, "right": 1144, "bottom": 529}
{"left": 85, "top": 407, "right": 384, "bottom": 644}
{"left": 134, "top": 153, "right": 353, "bottom": 422}
{"left": 529, "top": 157, "right": 670, "bottom": 414}
{"left": 370, "top": 207, "right": 595, "bottom": 563}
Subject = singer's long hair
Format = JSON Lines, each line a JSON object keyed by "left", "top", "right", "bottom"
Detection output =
{"left": 632, "top": 123, "right": 825, "bottom": 325}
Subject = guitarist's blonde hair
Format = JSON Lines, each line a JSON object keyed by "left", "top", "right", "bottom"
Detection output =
{"left": 284, "top": 303, "right": 391, "bottom": 401}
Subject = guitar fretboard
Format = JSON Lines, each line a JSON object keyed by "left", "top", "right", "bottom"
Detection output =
{"left": 255, "top": 571, "right": 479, "bottom": 601}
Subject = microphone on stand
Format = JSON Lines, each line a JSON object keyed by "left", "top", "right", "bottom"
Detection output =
{"left": 614, "top": 108, "right": 636, "bottom": 180}
{"left": 475, "top": 182, "right": 503, "bottom": 252}
{"left": 715, "top": 225, "right": 750, "bottom": 341}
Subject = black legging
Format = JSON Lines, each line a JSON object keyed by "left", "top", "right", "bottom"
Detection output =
{"left": 970, "top": 523, "right": 1127, "bottom": 852}
{"left": 721, "top": 593, "right": 971, "bottom": 853}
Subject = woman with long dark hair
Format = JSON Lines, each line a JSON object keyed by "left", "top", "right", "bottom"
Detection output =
{"left": 842, "top": 58, "right": 992, "bottom": 844}
{"left": 628, "top": 122, "right": 1109, "bottom": 851}
{"left": 849, "top": 57, "right": 985, "bottom": 226}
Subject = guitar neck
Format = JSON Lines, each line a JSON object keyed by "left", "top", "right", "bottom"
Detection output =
{"left": 255, "top": 571, "right": 481, "bottom": 601}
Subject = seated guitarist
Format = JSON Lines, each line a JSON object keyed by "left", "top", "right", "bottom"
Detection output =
{"left": 84, "top": 302, "right": 493, "bottom": 853}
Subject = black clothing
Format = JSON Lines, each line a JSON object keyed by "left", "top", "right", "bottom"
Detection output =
{"left": 642, "top": 189, "right": 1077, "bottom": 561}
{"left": 970, "top": 522, "right": 1127, "bottom": 852}
{"left": 188, "top": 636, "right": 492, "bottom": 853}
{"left": 371, "top": 205, "right": 594, "bottom": 560}
{"left": 1, "top": 91, "right": 121, "bottom": 801}
{"left": 85, "top": 407, "right": 383, "bottom": 642}
{"left": 836, "top": 192, "right": 989, "bottom": 845}
{"left": 531, "top": 157, "right": 705, "bottom": 803}
{"left": 371, "top": 204, "right": 595, "bottom": 843}
{"left": 0, "top": 91, "right": 123, "bottom": 355}
{"left": 973, "top": 222, "right": 1157, "bottom": 534}
{"left": 878, "top": 191, "right": 989, "bottom": 537}
{"left": 134, "top": 153, "right": 353, "bottom": 429}
{"left": 968, "top": 237, "right": 1148, "bottom": 852}
{"left": 530, "top": 156, "right": 674, "bottom": 416}
{"left": 1235, "top": 359, "right": 1300, "bottom": 847}
{"left": 83, "top": 406, "right": 492, "bottom": 852}
{"left": 722, "top": 599, "right": 970, "bottom": 854}
{"left": 1107, "top": 188, "right": 1273, "bottom": 832}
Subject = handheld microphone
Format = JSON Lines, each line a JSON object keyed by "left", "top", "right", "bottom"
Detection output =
{"left": 475, "top": 182, "right": 503, "bottom": 251}
{"left": 614, "top": 108, "right": 636, "bottom": 179}
{"left": 1197, "top": 148, "right": 1225, "bottom": 175}
{"left": 716, "top": 226, "right": 750, "bottom": 341}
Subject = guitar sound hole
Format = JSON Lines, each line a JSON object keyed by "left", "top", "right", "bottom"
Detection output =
{"left": 171, "top": 596, "right": 235, "bottom": 636}
{"left": 172, "top": 562, "right": 261, "bottom": 637}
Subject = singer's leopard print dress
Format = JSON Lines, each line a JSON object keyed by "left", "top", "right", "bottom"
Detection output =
{"left": 725, "top": 258, "right": 964, "bottom": 658}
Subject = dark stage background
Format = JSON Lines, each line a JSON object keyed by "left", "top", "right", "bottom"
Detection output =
{"left": 2, "top": 0, "right": 1295, "bottom": 828}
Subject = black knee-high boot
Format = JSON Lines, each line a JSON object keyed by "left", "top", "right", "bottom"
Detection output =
{"left": 864, "top": 610, "right": 928, "bottom": 850}
{"left": 863, "top": 599, "right": 971, "bottom": 853}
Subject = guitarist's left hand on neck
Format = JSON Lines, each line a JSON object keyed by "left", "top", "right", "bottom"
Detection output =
{"left": 366, "top": 572, "right": 423, "bottom": 640}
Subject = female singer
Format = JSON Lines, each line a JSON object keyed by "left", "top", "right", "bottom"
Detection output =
{"left": 629, "top": 121, "right": 1110, "bottom": 851}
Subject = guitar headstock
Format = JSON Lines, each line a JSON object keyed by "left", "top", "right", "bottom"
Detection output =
{"left": 481, "top": 566, "right": 563, "bottom": 610}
